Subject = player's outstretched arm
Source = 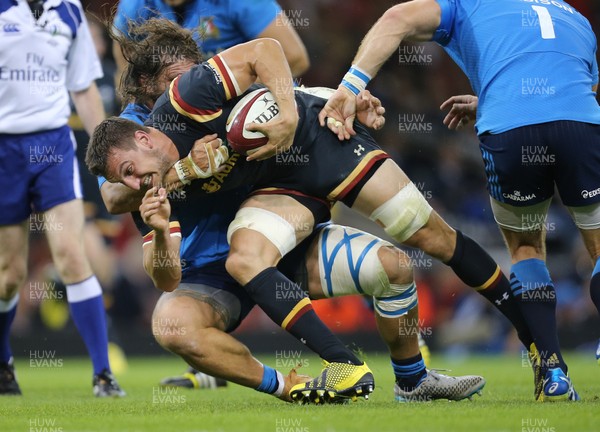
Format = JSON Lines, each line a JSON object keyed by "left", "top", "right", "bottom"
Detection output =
{"left": 440, "top": 95, "right": 478, "bottom": 130}
{"left": 218, "top": 38, "right": 299, "bottom": 161}
{"left": 140, "top": 187, "right": 182, "bottom": 292}
{"left": 319, "top": 0, "right": 441, "bottom": 139}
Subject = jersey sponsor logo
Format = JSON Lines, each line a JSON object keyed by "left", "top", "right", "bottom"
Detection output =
{"left": 201, "top": 151, "right": 239, "bottom": 193}
{"left": 581, "top": 187, "right": 600, "bottom": 199}
{"left": 3, "top": 23, "right": 19, "bottom": 33}
{"left": 502, "top": 190, "right": 537, "bottom": 202}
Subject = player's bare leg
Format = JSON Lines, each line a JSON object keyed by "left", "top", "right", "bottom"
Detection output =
{"left": 152, "top": 292, "right": 309, "bottom": 402}
{"left": 43, "top": 200, "right": 124, "bottom": 397}
{"left": 0, "top": 222, "right": 28, "bottom": 395}
{"left": 226, "top": 194, "right": 368, "bottom": 382}
{"left": 350, "top": 159, "right": 533, "bottom": 346}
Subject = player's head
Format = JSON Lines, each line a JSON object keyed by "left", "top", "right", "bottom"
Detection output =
{"left": 86, "top": 117, "right": 176, "bottom": 190}
{"left": 113, "top": 18, "right": 201, "bottom": 103}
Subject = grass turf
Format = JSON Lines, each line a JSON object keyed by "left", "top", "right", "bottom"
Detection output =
{"left": 1, "top": 352, "right": 598, "bottom": 432}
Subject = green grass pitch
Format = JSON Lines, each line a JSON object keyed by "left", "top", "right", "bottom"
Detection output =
{"left": 1, "top": 352, "right": 598, "bottom": 432}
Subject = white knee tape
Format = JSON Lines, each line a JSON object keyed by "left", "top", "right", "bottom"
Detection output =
{"left": 227, "top": 207, "right": 297, "bottom": 257}
{"left": 369, "top": 183, "right": 433, "bottom": 242}
{"left": 373, "top": 282, "right": 418, "bottom": 318}
{"left": 317, "top": 224, "right": 393, "bottom": 298}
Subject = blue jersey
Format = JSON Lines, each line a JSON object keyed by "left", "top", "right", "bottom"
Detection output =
{"left": 434, "top": 0, "right": 600, "bottom": 134}
{"left": 161, "top": 185, "right": 247, "bottom": 275}
{"left": 113, "top": 0, "right": 281, "bottom": 58}
{"left": 132, "top": 183, "right": 247, "bottom": 275}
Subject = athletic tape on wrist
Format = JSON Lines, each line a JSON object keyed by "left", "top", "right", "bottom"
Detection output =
{"left": 341, "top": 65, "right": 371, "bottom": 95}
{"left": 173, "top": 159, "right": 192, "bottom": 185}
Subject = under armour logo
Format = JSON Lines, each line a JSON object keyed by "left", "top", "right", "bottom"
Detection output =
{"left": 495, "top": 292, "right": 509, "bottom": 306}
{"left": 354, "top": 145, "right": 365, "bottom": 156}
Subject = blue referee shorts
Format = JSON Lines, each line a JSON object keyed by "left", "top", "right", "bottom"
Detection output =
{"left": 479, "top": 121, "right": 600, "bottom": 207}
{"left": 0, "top": 125, "right": 82, "bottom": 225}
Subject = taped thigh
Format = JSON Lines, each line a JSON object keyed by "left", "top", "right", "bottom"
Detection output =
{"left": 490, "top": 197, "right": 552, "bottom": 232}
{"left": 369, "top": 182, "right": 433, "bottom": 242}
{"left": 317, "top": 224, "right": 392, "bottom": 298}
{"left": 227, "top": 207, "right": 297, "bottom": 257}
{"left": 317, "top": 224, "right": 418, "bottom": 317}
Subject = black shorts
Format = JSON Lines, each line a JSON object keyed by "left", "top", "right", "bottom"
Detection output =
{"left": 479, "top": 121, "right": 600, "bottom": 207}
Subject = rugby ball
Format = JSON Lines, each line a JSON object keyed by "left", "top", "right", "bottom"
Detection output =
{"left": 226, "top": 88, "right": 279, "bottom": 155}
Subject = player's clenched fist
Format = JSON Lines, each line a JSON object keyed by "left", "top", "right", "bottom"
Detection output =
{"left": 174, "top": 134, "right": 229, "bottom": 184}
{"left": 140, "top": 187, "right": 171, "bottom": 233}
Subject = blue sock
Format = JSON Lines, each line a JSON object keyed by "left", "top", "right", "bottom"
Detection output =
{"left": 66, "top": 276, "right": 110, "bottom": 375}
{"left": 0, "top": 294, "right": 18, "bottom": 363}
{"left": 590, "top": 257, "right": 600, "bottom": 315}
{"left": 256, "top": 364, "right": 283, "bottom": 396}
{"left": 392, "top": 353, "right": 426, "bottom": 391}
{"left": 510, "top": 259, "right": 566, "bottom": 373}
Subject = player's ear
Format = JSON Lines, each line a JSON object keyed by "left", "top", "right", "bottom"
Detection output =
{"left": 134, "top": 129, "right": 153, "bottom": 149}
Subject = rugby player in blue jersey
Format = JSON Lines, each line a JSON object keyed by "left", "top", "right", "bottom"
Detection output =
{"left": 320, "top": 0, "right": 598, "bottom": 402}
{"left": 112, "top": 0, "right": 309, "bottom": 77}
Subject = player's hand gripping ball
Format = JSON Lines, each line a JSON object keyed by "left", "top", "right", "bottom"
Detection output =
{"left": 226, "top": 88, "right": 280, "bottom": 155}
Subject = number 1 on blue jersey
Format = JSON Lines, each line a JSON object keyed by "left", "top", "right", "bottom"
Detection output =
{"left": 531, "top": 6, "right": 556, "bottom": 39}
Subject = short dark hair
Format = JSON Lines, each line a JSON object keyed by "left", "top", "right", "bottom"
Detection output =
{"left": 86, "top": 117, "right": 149, "bottom": 177}
{"left": 111, "top": 18, "right": 203, "bottom": 103}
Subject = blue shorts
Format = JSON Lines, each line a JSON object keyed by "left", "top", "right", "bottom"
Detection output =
{"left": 174, "top": 234, "right": 319, "bottom": 332}
{"left": 0, "top": 125, "right": 81, "bottom": 225}
{"left": 479, "top": 121, "right": 600, "bottom": 207}
{"left": 178, "top": 261, "right": 255, "bottom": 332}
